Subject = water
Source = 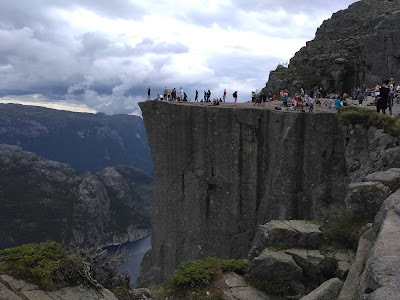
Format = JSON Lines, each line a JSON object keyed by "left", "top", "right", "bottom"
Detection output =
{"left": 105, "top": 235, "right": 151, "bottom": 288}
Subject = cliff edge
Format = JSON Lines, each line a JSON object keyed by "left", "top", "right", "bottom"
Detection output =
{"left": 138, "top": 101, "right": 349, "bottom": 286}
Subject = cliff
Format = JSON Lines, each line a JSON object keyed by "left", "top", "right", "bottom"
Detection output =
{"left": 0, "top": 144, "right": 153, "bottom": 250}
{"left": 138, "top": 101, "right": 350, "bottom": 286}
{"left": 265, "top": 0, "right": 400, "bottom": 96}
{"left": 0, "top": 103, "right": 153, "bottom": 175}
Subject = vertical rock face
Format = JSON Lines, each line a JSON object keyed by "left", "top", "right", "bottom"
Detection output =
{"left": 138, "top": 101, "right": 349, "bottom": 286}
{"left": 264, "top": 0, "right": 400, "bottom": 96}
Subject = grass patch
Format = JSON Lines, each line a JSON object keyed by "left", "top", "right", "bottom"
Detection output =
{"left": 267, "top": 244, "right": 289, "bottom": 252}
{"left": 171, "top": 257, "right": 249, "bottom": 289}
{"left": 338, "top": 107, "right": 400, "bottom": 138}
{"left": 152, "top": 257, "right": 249, "bottom": 300}
{"left": 322, "top": 207, "right": 368, "bottom": 251}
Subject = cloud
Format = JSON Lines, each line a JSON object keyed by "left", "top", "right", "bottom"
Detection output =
{"left": 0, "top": 0, "right": 358, "bottom": 115}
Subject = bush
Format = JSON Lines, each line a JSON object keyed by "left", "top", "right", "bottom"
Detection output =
{"left": 337, "top": 107, "right": 400, "bottom": 138}
{"left": 0, "top": 242, "right": 129, "bottom": 290}
{"left": 323, "top": 207, "right": 368, "bottom": 251}
{"left": 0, "top": 242, "right": 66, "bottom": 287}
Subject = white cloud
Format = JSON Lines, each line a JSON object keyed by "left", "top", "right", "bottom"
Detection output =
{"left": 0, "top": 0, "right": 358, "bottom": 114}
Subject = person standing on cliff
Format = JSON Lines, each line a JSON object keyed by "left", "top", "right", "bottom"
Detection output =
{"left": 147, "top": 87, "right": 151, "bottom": 101}
{"left": 168, "top": 88, "right": 171, "bottom": 101}
{"left": 223, "top": 89, "right": 226, "bottom": 102}
{"left": 179, "top": 87, "right": 184, "bottom": 101}
{"left": 207, "top": 89, "right": 211, "bottom": 102}
{"left": 388, "top": 78, "right": 394, "bottom": 115}
{"left": 233, "top": 91, "right": 238, "bottom": 104}
{"left": 377, "top": 80, "right": 390, "bottom": 114}
{"left": 195, "top": 90, "right": 198, "bottom": 102}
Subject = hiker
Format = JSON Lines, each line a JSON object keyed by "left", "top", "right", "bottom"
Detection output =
{"left": 164, "top": 87, "right": 168, "bottom": 101}
{"left": 389, "top": 78, "right": 395, "bottom": 115}
{"left": 207, "top": 89, "right": 211, "bottom": 102}
{"left": 179, "top": 87, "right": 184, "bottom": 101}
{"left": 195, "top": 90, "right": 198, "bottom": 102}
{"left": 309, "top": 97, "right": 315, "bottom": 112}
{"left": 233, "top": 91, "right": 238, "bottom": 104}
{"left": 147, "top": 87, "right": 150, "bottom": 101}
{"left": 377, "top": 79, "right": 390, "bottom": 114}
{"left": 223, "top": 89, "right": 226, "bottom": 102}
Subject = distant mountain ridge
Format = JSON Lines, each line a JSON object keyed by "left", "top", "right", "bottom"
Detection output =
{"left": 0, "top": 144, "right": 152, "bottom": 250}
{"left": 0, "top": 103, "right": 153, "bottom": 175}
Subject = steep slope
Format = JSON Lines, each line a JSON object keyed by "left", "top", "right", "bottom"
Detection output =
{"left": 265, "top": 0, "right": 400, "bottom": 96}
{"left": 0, "top": 144, "right": 152, "bottom": 250}
{"left": 138, "top": 101, "right": 349, "bottom": 286}
{"left": 0, "top": 103, "right": 153, "bottom": 175}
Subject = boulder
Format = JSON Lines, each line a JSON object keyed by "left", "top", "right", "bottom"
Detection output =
{"left": 0, "top": 274, "right": 117, "bottom": 300}
{"left": 357, "top": 189, "right": 400, "bottom": 297}
{"left": 338, "top": 227, "right": 374, "bottom": 300}
{"left": 345, "top": 182, "right": 391, "bottom": 221}
{"left": 220, "top": 273, "right": 272, "bottom": 300}
{"left": 363, "top": 168, "right": 400, "bottom": 193}
{"left": 250, "top": 220, "right": 323, "bottom": 257}
{"left": 362, "top": 287, "right": 400, "bottom": 300}
{"left": 300, "top": 278, "right": 343, "bottom": 300}
{"left": 284, "top": 249, "right": 324, "bottom": 280}
{"left": 248, "top": 249, "right": 303, "bottom": 281}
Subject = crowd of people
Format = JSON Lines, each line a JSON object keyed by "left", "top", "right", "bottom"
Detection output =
{"left": 147, "top": 79, "right": 400, "bottom": 115}
{"left": 147, "top": 87, "right": 238, "bottom": 105}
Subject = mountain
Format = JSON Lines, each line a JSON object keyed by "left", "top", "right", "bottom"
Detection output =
{"left": 0, "top": 103, "right": 153, "bottom": 175}
{"left": 0, "top": 144, "right": 152, "bottom": 250}
{"left": 264, "top": 0, "right": 400, "bottom": 96}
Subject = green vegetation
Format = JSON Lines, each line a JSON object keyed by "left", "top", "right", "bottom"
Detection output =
{"left": 0, "top": 242, "right": 130, "bottom": 291}
{"left": 246, "top": 275, "right": 290, "bottom": 295}
{"left": 0, "top": 242, "right": 66, "bottom": 287}
{"left": 338, "top": 107, "right": 400, "bottom": 138}
{"left": 171, "top": 257, "right": 249, "bottom": 288}
{"left": 152, "top": 257, "right": 249, "bottom": 300}
{"left": 322, "top": 207, "right": 368, "bottom": 251}
{"left": 267, "top": 244, "right": 289, "bottom": 252}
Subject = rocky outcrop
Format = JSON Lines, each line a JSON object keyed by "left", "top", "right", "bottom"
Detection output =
{"left": 355, "top": 189, "right": 400, "bottom": 298}
{"left": 345, "top": 182, "right": 391, "bottom": 221}
{"left": 300, "top": 278, "right": 343, "bottom": 300}
{"left": 343, "top": 124, "right": 400, "bottom": 182}
{"left": 138, "top": 101, "right": 349, "bottom": 286}
{"left": 264, "top": 0, "right": 400, "bottom": 96}
{"left": 0, "top": 103, "right": 153, "bottom": 175}
{"left": 250, "top": 220, "right": 324, "bottom": 257}
{"left": 0, "top": 274, "right": 117, "bottom": 300}
{"left": 0, "top": 144, "right": 152, "bottom": 250}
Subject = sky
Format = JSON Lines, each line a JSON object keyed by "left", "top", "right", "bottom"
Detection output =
{"left": 0, "top": 0, "right": 358, "bottom": 115}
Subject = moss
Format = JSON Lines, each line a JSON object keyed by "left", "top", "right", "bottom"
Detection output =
{"left": 267, "top": 244, "right": 289, "bottom": 252}
{"left": 338, "top": 107, "right": 400, "bottom": 138}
